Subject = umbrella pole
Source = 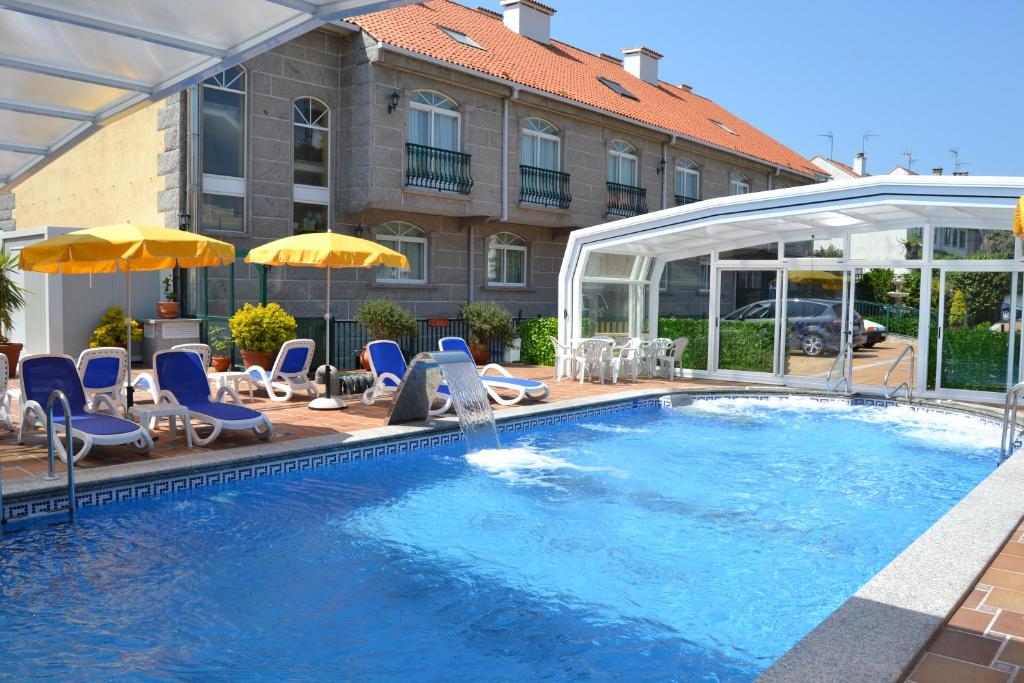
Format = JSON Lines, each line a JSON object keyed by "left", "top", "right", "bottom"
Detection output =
{"left": 309, "top": 265, "right": 345, "bottom": 410}
{"left": 125, "top": 265, "right": 134, "bottom": 412}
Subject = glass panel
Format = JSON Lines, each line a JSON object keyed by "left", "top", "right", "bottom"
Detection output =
{"left": 520, "top": 133, "right": 535, "bottom": 167}
{"left": 293, "top": 126, "right": 327, "bottom": 186}
{"left": 620, "top": 156, "right": 637, "bottom": 186}
{"left": 658, "top": 255, "right": 710, "bottom": 370}
{"left": 849, "top": 227, "right": 924, "bottom": 260}
{"left": 582, "top": 281, "right": 646, "bottom": 338}
{"left": 434, "top": 113, "right": 459, "bottom": 151}
{"left": 408, "top": 108, "right": 430, "bottom": 146}
{"left": 487, "top": 246, "right": 501, "bottom": 283}
{"left": 584, "top": 253, "right": 637, "bottom": 279}
{"left": 719, "top": 242, "right": 778, "bottom": 260}
{"left": 202, "top": 88, "right": 243, "bottom": 177}
{"left": 402, "top": 239, "right": 425, "bottom": 281}
{"left": 538, "top": 137, "right": 558, "bottom": 170}
{"left": 852, "top": 267, "right": 921, "bottom": 390}
{"left": 941, "top": 269, "right": 1014, "bottom": 392}
{"left": 201, "top": 193, "right": 244, "bottom": 232}
{"left": 718, "top": 270, "right": 777, "bottom": 372}
{"left": 783, "top": 270, "right": 848, "bottom": 380}
{"left": 293, "top": 202, "right": 327, "bottom": 234}
{"left": 607, "top": 154, "right": 619, "bottom": 183}
{"left": 784, "top": 238, "right": 844, "bottom": 258}
{"left": 505, "top": 248, "right": 525, "bottom": 285}
{"left": 933, "top": 227, "right": 1013, "bottom": 260}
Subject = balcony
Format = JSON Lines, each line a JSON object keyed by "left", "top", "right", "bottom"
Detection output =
{"left": 405, "top": 143, "right": 473, "bottom": 194}
{"left": 520, "top": 165, "right": 572, "bottom": 209}
{"left": 674, "top": 194, "right": 698, "bottom": 207}
{"left": 606, "top": 182, "right": 647, "bottom": 217}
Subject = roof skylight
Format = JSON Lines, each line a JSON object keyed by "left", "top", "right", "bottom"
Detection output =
{"left": 438, "top": 25, "right": 484, "bottom": 49}
{"left": 709, "top": 119, "right": 738, "bottom": 135}
{"left": 597, "top": 76, "right": 639, "bottom": 101}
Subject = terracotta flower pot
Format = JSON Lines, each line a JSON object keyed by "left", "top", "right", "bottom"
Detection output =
{"left": 469, "top": 343, "right": 490, "bottom": 365}
{"left": 156, "top": 301, "right": 179, "bottom": 319}
{"left": 211, "top": 356, "right": 231, "bottom": 372}
{"left": 240, "top": 349, "right": 274, "bottom": 370}
{"left": 0, "top": 342, "right": 23, "bottom": 377}
{"left": 359, "top": 346, "right": 371, "bottom": 371}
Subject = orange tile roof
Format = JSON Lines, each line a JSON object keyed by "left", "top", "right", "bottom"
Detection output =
{"left": 347, "top": 0, "right": 821, "bottom": 177}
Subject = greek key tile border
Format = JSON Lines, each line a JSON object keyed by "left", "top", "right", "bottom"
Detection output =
{"left": 3, "top": 396, "right": 666, "bottom": 523}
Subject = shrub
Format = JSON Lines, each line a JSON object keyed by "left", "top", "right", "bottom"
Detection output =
{"left": 941, "top": 326, "right": 1009, "bottom": 392}
{"left": 0, "top": 252, "right": 25, "bottom": 344}
{"left": 460, "top": 301, "right": 515, "bottom": 346}
{"left": 208, "top": 327, "right": 232, "bottom": 356}
{"left": 355, "top": 299, "right": 416, "bottom": 340}
{"left": 89, "top": 306, "right": 142, "bottom": 348}
{"left": 160, "top": 274, "right": 176, "bottom": 302}
{"left": 519, "top": 317, "right": 559, "bottom": 365}
{"left": 658, "top": 318, "right": 709, "bottom": 370}
{"left": 228, "top": 303, "right": 296, "bottom": 353}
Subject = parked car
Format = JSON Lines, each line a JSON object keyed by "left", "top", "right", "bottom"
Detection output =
{"left": 862, "top": 319, "right": 887, "bottom": 348}
{"left": 722, "top": 298, "right": 867, "bottom": 357}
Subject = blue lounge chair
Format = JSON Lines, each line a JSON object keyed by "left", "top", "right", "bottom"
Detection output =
{"left": 438, "top": 337, "right": 550, "bottom": 405}
{"left": 18, "top": 354, "right": 153, "bottom": 463}
{"left": 238, "top": 339, "right": 319, "bottom": 402}
{"left": 360, "top": 340, "right": 451, "bottom": 415}
{"left": 154, "top": 350, "right": 273, "bottom": 446}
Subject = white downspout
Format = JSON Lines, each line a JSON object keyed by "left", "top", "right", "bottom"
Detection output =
{"left": 501, "top": 88, "right": 517, "bottom": 222}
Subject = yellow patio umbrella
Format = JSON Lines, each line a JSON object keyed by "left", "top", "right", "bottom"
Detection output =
{"left": 245, "top": 230, "right": 409, "bottom": 410}
{"left": 1014, "top": 196, "right": 1024, "bottom": 238}
{"left": 787, "top": 270, "right": 844, "bottom": 292}
{"left": 19, "top": 223, "right": 235, "bottom": 404}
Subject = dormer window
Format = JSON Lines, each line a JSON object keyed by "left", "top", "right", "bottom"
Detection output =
{"left": 710, "top": 119, "right": 738, "bottom": 135}
{"left": 597, "top": 76, "right": 639, "bottom": 101}
{"left": 438, "top": 25, "right": 484, "bottom": 49}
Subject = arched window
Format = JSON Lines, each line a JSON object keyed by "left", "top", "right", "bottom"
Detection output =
{"left": 375, "top": 222, "right": 427, "bottom": 283}
{"left": 675, "top": 158, "right": 699, "bottom": 205}
{"left": 408, "top": 91, "right": 459, "bottom": 151}
{"left": 607, "top": 140, "right": 638, "bottom": 186}
{"left": 292, "top": 97, "right": 329, "bottom": 234}
{"left": 487, "top": 232, "right": 527, "bottom": 287}
{"left": 201, "top": 65, "right": 246, "bottom": 231}
{"left": 521, "top": 118, "right": 560, "bottom": 171}
{"left": 729, "top": 171, "right": 750, "bottom": 195}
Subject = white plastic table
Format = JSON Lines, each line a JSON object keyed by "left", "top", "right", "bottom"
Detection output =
{"left": 129, "top": 404, "right": 192, "bottom": 447}
{"left": 208, "top": 371, "right": 253, "bottom": 400}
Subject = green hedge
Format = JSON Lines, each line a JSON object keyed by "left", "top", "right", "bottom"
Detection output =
{"left": 718, "top": 320, "right": 776, "bottom": 372}
{"left": 941, "top": 326, "right": 1009, "bottom": 392}
{"left": 657, "top": 318, "right": 709, "bottom": 370}
{"left": 518, "top": 317, "right": 559, "bottom": 365}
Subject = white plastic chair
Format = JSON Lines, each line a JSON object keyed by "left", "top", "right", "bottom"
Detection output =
{"left": 609, "top": 337, "right": 642, "bottom": 384}
{"left": 0, "top": 353, "right": 12, "bottom": 431}
{"left": 76, "top": 346, "right": 128, "bottom": 413}
{"left": 549, "top": 336, "right": 577, "bottom": 381}
{"left": 575, "top": 339, "right": 610, "bottom": 384}
{"left": 655, "top": 337, "right": 689, "bottom": 380}
{"left": 239, "top": 339, "right": 319, "bottom": 402}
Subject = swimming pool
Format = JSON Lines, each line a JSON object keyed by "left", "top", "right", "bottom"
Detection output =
{"left": 0, "top": 396, "right": 1000, "bottom": 680}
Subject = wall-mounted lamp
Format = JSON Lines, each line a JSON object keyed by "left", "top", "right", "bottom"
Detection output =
{"left": 354, "top": 223, "right": 364, "bottom": 238}
{"left": 656, "top": 158, "right": 666, "bottom": 175}
{"left": 178, "top": 208, "right": 191, "bottom": 231}
{"left": 387, "top": 90, "right": 401, "bottom": 114}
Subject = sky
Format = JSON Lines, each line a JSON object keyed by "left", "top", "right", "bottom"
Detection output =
{"left": 510, "top": 0, "right": 1024, "bottom": 176}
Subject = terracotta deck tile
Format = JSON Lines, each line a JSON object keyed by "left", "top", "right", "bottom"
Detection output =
{"left": 997, "top": 638, "right": 1024, "bottom": 667}
{"left": 992, "top": 611, "right": 1024, "bottom": 640}
{"left": 908, "top": 653, "right": 1010, "bottom": 683}
{"left": 987, "top": 589, "right": 1024, "bottom": 613}
{"left": 950, "top": 608, "right": 998, "bottom": 635}
{"left": 992, "top": 554, "right": 1024, "bottom": 575}
{"left": 984, "top": 570, "right": 1024, "bottom": 594}
{"left": 928, "top": 628, "right": 1002, "bottom": 666}
{"left": 967, "top": 589, "right": 994, "bottom": 610}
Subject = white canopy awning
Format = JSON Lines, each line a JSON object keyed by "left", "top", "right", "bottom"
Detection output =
{"left": 0, "top": 0, "right": 407, "bottom": 191}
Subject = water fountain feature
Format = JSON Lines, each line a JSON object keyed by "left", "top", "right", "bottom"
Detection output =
{"left": 385, "top": 351, "right": 499, "bottom": 452}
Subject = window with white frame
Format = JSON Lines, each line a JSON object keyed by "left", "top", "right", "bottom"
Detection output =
{"left": 729, "top": 171, "right": 750, "bottom": 195}
{"left": 293, "top": 97, "right": 329, "bottom": 234}
{"left": 375, "top": 222, "right": 427, "bottom": 283}
{"left": 659, "top": 263, "right": 670, "bottom": 291}
{"left": 521, "top": 118, "right": 560, "bottom": 171}
{"left": 201, "top": 66, "right": 246, "bottom": 231}
{"left": 675, "top": 159, "right": 699, "bottom": 204}
{"left": 698, "top": 257, "right": 710, "bottom": 292}
{"left": 408, "top": 91, "right": 460, "bottom": 151}
{"left": 487, "top": 232, "right": 527, "bottom": 287}
{"left": 607, "top": 140, "right": 638, "bottom": 186}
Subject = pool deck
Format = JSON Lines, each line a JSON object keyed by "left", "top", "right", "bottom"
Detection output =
{"left": 0, "top": 355, "right": 1015, "bottom": 683}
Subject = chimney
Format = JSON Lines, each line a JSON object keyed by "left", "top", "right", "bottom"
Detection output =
{"left": 621, "top": 47, "right": 662, "bottom": 85}
{"left": 853, "top": 152, "right": 866, "bottom": 176}
{"left": 932, "top": 167, "right": 943, "bottom": 175}
{"left": 501, "top": 0, "right": 555, "bottom": 44}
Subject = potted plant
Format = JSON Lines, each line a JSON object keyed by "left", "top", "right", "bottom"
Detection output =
{"left": 89, "top": 306, "right": 142, "bottom": 349}
{"left": 0, "top": 252, "right": 26, "bottom": 375}
{"left": 228, "top": 303, "right": 297, "bottom": 370}
{"left": 157, "top": 274, "right": 179, "bottom": 319}
{"left": 899, "top": 233, "right": 923, "bottom": 259}
{"left": 459, "top": 301, "right": 515, "bottom": 365}
{"left": 355, "top": 299, "right": 417, "bottom": 370}
{"left": 209, "top": 327, "right": 232, "bottom": 372}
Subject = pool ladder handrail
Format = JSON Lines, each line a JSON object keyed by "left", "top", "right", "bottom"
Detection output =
{"left": 825, "top": 342, "right": 850, "bottom": 393}
{"left": 883, "top": 344, "right": 916, "bottom": 400}
{"left": 1000, "top": 381, "right": 1024, "bottom": 463}
{"left": 45, "top": 389, "right": 76, "bottom": 523}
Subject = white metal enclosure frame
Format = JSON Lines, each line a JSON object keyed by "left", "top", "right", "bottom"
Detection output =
{"left": 558, "top": 176, "right": 1024, "bottom": 403}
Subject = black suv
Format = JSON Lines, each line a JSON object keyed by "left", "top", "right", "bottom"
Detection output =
{"left": 722, "top": 298, "right": 867, "bottom": 356}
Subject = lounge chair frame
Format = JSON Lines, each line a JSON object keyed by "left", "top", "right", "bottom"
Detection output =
{"left": 361, "top": 340, "right": 451, "bottom": 415}
{"left": 438, "top": 337, "right": 549, "bottom": 405}
{"left": 238, "top": 339, "right": 319, "bottom": 402}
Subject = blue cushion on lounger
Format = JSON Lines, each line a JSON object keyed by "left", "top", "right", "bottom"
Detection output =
{"left": 186, "top": 400, "right": 263, "bottom": 422}
{"left": 50, "top": 413, "right": 141, "bottom": 436}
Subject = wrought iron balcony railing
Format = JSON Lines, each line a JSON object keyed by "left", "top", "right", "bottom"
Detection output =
{"left": 519, "top": 165, "right": 572, "bottom": 209}
{"left": 606, "top": 182, "right": 647, "bottom": 217}
{"left": 674, "top": 194, "right": 699, "bottom": 207}
{"left": 405, "top": 143, "right": 473, "bottom": 194}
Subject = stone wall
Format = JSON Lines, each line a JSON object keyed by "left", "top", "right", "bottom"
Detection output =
{"left": 0, "top": 193, "right": 13, "bottom": 231}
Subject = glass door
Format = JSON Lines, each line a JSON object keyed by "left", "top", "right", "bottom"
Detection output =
{"left": 716, "top": 269, "right": 780, "bottom": 375}
{"left": 782, "top": 269, "right": 852, "bottom": 384}
{"left": 850, "top": 268, "right": 922, "bottom": 392}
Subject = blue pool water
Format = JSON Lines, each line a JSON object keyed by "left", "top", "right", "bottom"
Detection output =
{"left": 0, "top": 397, "right": 1000, "bottom": 681}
